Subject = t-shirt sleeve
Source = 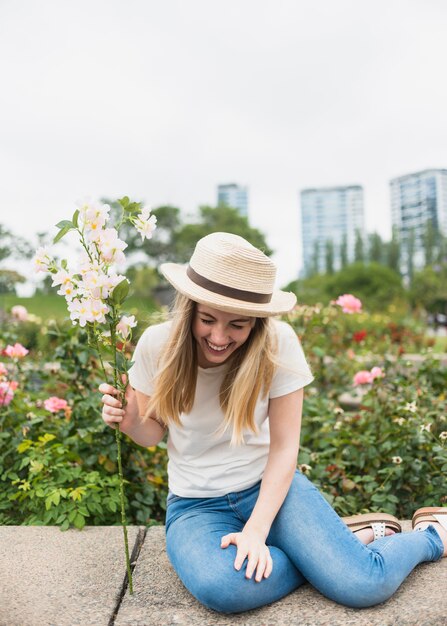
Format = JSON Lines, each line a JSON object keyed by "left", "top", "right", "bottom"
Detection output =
{"left": 128, "top": 323, "right": 169, "bottom": 396}
{"left": 269, "top": 321, "right": 314, "bottom": 399}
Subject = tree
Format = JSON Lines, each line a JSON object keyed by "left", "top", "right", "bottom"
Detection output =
{"left": 340, "top": 233, "right": 348, "bottom": 268}
{"left": 329, "top": 262, "right": 405, "bottom": 311}
{"left": 307, "top": 240, "right": 321, "bottom": 277}
{"left": 423, "top": 219, "right": 438, "bottom": 267}
{"left": 286, "top": 262, "right": 406, "bottom": 311}
{"left": 102, "top": 200, "right": 272, "bottom": 268}
{"left": 354, "top": 229, "right": 365, "bottom": 263}
{"left": 0, "top": 224, "right": 33, "bottom": 262}
{"left": 325, "top": 240, "right": 334, "bottom": 275}
{"left": 173, "top": 205, "right": 273, "bottom": 263}
{"left": 386, "top": 226, "right": 401, "bottom": 274}
{"left": 406, "top": 228, "right": 416, "bottom": 285}
{"left": 410, "top": 265, "right": 447, "bottom": 314}
{"left": 368, "top": 232, "right": 384, "bottom": 264}
{"left": 0, "top": 269, "right": 26, "bottom": 294}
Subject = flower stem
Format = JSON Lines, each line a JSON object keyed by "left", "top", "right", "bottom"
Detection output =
{"left": 110, "top": 317, "right": 134, "bottom": 594}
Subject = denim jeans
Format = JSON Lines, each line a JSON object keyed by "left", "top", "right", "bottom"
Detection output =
{"left": 165, "top": 469, "right": 443, "bottom": 614}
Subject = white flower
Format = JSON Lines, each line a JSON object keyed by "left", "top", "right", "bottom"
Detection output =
{"left": 79, "top": 201, "right": 110, "bottom": 235}
{"left": 404, "top": 401, "right": 417, "bottom": 413}
{"left": 116, "top": 315, "right": 137, "bottom": 339}
{"left": 94, "top": 228, "right": 127, "bottom": 264}
{"left": 134, "top": 209, "right": 157, "bottom": 241}
{"left": 44, "top": 362, "right": 61, "bottom": 373}
{"left": 393, "top": 417, "right": 406, "bottom": 426}
{"left": 440, "top": 432, "right": 447, "bottom": 440}
{"left": 51, "top": 269, "right": 73, "bottom": 288}
{"left": 298, "top": 464, "right": 312, "bottom": 473}
{"left": 392, "top": 456, "right": 403, "bottom": 464}
{"left": 420, "top": 423, "right": 432, "bottom": 433}
{"left": 334, "top": 421, "right": 343, "bottom": 430}
{"left": 334, "top": 407, "right": 344, "bottom": 415}
{"left": 89, "top": 299, "right": 110, "bottom": 324}
{"left": 52, "top": 270, "right": 78, "bottom": 299}
{"left": 33, "top": 246, "right": 53, "bottom": 273}
{"left": 67, "top": 298, "right": 109, "bottom": 327}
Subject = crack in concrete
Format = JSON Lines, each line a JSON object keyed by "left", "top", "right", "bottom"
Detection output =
{"left": 109, "top": 526, "right": 148, "bottom": 626}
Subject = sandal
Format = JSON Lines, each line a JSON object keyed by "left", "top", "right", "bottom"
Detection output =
{"left": 342, "top": 513, "right": 402, "bottom": 540}
{"left": 412, "top": 507, "right": 447, "bottom": 532}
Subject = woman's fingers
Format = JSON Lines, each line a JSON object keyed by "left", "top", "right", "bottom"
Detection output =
{"left": 101, "top": 393, "right": 122, "bottom": 408}
{"left": 234, "top": 548, "right": 248, "bottom": 572}
{"left": 98, "top": 383, "right": 119, "bottom": 395}
{"left": 264, "top": 551, "right": 273, "bottom": 578}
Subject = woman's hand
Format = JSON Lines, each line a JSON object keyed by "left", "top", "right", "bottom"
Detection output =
{"left": 98, "top": 375, "right": 138, "bottom": 432}
{"left": 220, "top": 529, "right": 273, "bottom": 582}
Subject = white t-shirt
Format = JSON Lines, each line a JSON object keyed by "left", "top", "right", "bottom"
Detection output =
{"left": 128, "top": 319, "right": 314, "bottom": 497}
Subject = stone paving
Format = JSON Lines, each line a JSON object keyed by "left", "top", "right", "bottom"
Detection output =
{"left": 1, "top": 522, "right": 446, "bottom": 626}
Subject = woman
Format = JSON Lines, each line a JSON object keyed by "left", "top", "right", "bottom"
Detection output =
{"left": 99, "top": 232, "right": 446, "bottom": 614}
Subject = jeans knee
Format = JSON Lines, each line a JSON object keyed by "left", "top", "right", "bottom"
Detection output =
{"left": 194, "top": 580, "right": 242, "bottom": 614}
{"left": 333, "top": 572, "right": 397, "bottom": 609}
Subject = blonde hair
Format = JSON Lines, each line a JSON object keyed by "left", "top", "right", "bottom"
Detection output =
{"left": 145, "top": 293, "right": 277, "bottom": 446}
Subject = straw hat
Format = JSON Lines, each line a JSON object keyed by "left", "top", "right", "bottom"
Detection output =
{"left": 159, "top": 232, "right": 297, "bottom": 317}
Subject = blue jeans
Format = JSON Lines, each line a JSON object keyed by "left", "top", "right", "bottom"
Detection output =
{"left": 165, "top": 470, "right": 443, "bottom": 614}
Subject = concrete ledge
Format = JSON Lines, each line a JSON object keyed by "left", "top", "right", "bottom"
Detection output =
{"left": 1, "top": 522, "right": 446, "bottom": 626}
{"left": 117, "top": 522, "right": 447, "bottom": 626}
{"left": 0, "top": 525, "right": 145, "bottom": 626}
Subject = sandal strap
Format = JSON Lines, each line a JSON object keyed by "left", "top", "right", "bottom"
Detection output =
{"left": 371, "top": 522, "right": 386, "bottom": 541}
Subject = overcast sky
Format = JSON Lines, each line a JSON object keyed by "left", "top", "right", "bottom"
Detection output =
{"left": 1, "top": 0, "right": 447, "bottom": 291}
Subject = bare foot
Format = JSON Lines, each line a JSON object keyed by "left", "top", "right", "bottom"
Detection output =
{"left": 414, "top": 521, "right": 447, "bottom": 557}
{"left": 354, "top": 527, "right": 396, "bottom": 545}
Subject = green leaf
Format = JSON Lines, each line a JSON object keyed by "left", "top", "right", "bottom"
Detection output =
{"left": 111, "top": 278, "right": 129, "bottom": 305}
{"left": 53, "top": 225, "right": 72, "bottom": 244}
{"left": 60, "top": 519, "right": 70, "bottom": 531}
{"left": 61, "top": 259, "right": 68, "bottom": 270}
{"left": 126, "top": 201, "right": 143, "bottom": 214}
{"left": 73, "top": 513, "right": 85, "bottom": 529}
{"left": 55, "top": 220, "right": 73, "bottom": 229}
{"left": 118, "top": 196, "right": 130, "bottom": 209}
{"left": 108, "top": 500, "right": 117, "bottom": 512}
{"left": 72, "top": 209, "right": 80, "bottom": 228}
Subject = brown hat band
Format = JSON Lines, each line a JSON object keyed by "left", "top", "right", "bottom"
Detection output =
{"left": 186, "top": 266, "right": 272, "bottom": 304}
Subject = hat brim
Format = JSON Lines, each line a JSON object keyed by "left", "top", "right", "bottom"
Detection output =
{"left": 159, "top": 263, "right": 297, "bottom": 317}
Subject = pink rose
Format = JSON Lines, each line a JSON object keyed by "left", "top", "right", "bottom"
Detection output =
{"left": 335, "top": 294, "right": 362, "bottom": 314}
{"left": 4, "top": 343, "right": 29, "bottom": 359}
{"left": 11, "top": 305, "right": 28, "bottom": 321}
{"left": 0, "top": 382, "right": 15, "bottom": 406}
{"left": 370, "top": 366, "right": 384, "bottom": 380}
{"left": 0, "top": 363, "right": 7, "bottom": 378}
{"left": 353, "top": 370, "right": 373, "bottom": 385}
{"left": 44, "top": 397, "right": 68, "bottom": 413}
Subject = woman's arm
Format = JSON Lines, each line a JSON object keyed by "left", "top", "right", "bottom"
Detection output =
{"left": 99, "top": 383, "right": 166, "bottom": 447}
{"left": 220, "top": 387, "right": 304, "bottom": 582}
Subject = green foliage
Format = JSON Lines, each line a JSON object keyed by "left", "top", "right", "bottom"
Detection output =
{"left": 1, "top": 300, "right": 445, "bottom": 527}
{"left": 102, "top": 201, "right": 272, "bottom": 270}
{"left": 0, "top": 270, "right": 26, "bottom": 294}
{"left": 298, "top": 358, "right": 447, "bottom": 518}
{"left": 410, "top": 264, "right": 447, "bottom": 313}
{"left": 0, "top": 316, "right": 168, "bottom": 529}
{"left": 287, "top": 262, "right": 406, "bottom": 311}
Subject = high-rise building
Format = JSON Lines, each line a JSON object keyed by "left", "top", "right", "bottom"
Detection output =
{"left": 217, "top": 183, "right": 249, "bottom": 218}
{"left": 390, "top": 169, "right": 447, "bottom": 273}
{"left": 300, "top": 185, "right": 365, "bottom": 275}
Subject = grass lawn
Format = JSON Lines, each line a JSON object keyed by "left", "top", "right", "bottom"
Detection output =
{"left": 0, "top": 293, "right": 159, "bottom": 322}
{"left": 432, "top": 334, "right": 447, "bottom": 353}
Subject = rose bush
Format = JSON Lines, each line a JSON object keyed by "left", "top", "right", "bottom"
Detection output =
{"left": 1, "top": 293, "right": 445, "bottom": 526}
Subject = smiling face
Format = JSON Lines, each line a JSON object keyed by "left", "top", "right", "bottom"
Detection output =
{"left": 191, "top": 303, "right": 256, "bottom": 368}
